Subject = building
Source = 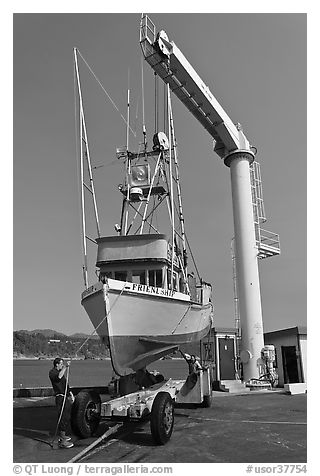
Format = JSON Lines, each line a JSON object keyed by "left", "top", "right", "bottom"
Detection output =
{"left": 264, "top": 326, "right": 307, "bottom": 387}
{"left": 190, "top": 325, "right": 307, "bottom": 387}
{"left": 181, "top": 327, "right": 238, "bottom": 381}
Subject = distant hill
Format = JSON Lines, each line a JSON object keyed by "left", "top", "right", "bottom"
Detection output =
{"left": 13, "top": 329, "right": 108, "bottom": 359}
{"left": 69, "top": 332, "right": 99, "bottom": 340}
{"left": 17, "top": 329, "right": 67, "bottom": 338}
{"left": 15, "top": 329, "right": 98, "bottom": 339}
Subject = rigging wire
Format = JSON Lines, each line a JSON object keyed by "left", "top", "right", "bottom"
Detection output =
{"left": 76, "top": 49, "right": 136, "bottom": 138}
{"left": 185, "top": 232, "right": 201, "bottom": 281}
{"left": 170, "top": 197, "right": 201, "bottom": 283}
{"left": 92, "top": 158, "right": 119, "bottom": 170}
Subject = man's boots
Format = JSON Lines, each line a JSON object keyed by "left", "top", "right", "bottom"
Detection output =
{"left": 58, "top": 431, "right": 74, "bottom": 448}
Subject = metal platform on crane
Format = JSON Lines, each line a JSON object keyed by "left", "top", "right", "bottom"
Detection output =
{"left": 250, "top": 161, "right": 280, "bottom": 259}
{"left": 257, "top": 229, "right": 281, "bottom": 259}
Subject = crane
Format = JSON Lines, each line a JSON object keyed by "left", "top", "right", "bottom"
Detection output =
{"left": 140, "top": 14, "right": 280, "bottom": 382}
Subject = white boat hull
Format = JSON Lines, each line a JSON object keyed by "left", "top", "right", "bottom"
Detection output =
{"left": 81, "top": 279, "right": 213, "bottom": 375}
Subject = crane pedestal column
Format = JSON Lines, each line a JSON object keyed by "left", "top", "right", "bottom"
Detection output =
{"left": 224, "top": 150, "right": 264, "bottom": 382}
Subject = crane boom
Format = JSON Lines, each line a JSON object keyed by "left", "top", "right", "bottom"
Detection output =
{"left": 140, "top": 15, "right": 252, "bottom": 160}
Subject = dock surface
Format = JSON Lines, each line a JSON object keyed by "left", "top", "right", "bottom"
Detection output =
{"left": 13, "top": 390, "right": 307, "bottom": 463}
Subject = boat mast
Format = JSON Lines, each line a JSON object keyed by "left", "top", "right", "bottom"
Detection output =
{"left": 74, "top": 48, "right": 101, "bottom": 288}
{"left": 124, "top": 83, "right": 131, "bottom": 235}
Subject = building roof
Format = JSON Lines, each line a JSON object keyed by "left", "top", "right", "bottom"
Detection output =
{"left": 264, "top": 325, "right": 307, "bottom": 338}
{"left": 214, "top": 327, "right": 238, "bottom": 335}
{"left": 211, "top": 325, "right": 307, "bottom": 338}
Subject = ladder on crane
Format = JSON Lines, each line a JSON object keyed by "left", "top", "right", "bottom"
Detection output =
{"left": 250, "top": 161, "right": 280, "bottom": 259}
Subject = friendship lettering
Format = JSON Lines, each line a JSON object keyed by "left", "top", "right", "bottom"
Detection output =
{"left": 131, "top": 283, "right": 175, "bottom": 297}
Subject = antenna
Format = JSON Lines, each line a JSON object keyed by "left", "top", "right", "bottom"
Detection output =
{"left": 126, "top": 69, "right": 130, "bottom": 151}
{"left": 141, "top": 56, "right": 147, "bottom": 152}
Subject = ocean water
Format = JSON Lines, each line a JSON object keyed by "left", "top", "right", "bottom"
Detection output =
{"left": 13, "top": 358, "right": 189, "bottom": 388}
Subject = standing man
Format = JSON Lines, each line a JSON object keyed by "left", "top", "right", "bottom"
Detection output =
{"left": 180, "top": 351, "right": 203, "bottom": 374}
{"left": 49, "top": 357, "right": 75, "bottom": 449}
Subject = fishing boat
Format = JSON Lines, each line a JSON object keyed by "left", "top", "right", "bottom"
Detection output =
{"left": 73, "top": 44, "right": 213, "bottom": 377}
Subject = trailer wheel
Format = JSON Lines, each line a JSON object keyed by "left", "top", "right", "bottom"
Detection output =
{"left": 201, "top": 394, "right": 212, "bottom": 408}
{"left": 71, "top": 390, "right": 101, "bottom": 438}
{"left": 150, "top": 392, "right": 174, "bottom": 445}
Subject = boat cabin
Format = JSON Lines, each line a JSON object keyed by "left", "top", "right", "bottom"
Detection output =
{"left": 97, "top": 234, "right": 180, "bottom": 289}
{"left": 96, "top": 234, "right": 211, "bottom": 304}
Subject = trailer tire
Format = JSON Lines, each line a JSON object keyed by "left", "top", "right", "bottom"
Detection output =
{"left": 150, "top": 392, "right": 174, "bottom": 445}
{"left": 71, "top": 390, "right": 101, "bottom": 438}
{"left": 201, "top": 394, "right": 212, "bottom": 408}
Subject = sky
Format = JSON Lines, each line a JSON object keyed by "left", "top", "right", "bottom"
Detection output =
{"left": 12, "top": 11, "right": 307, "bottom": 336}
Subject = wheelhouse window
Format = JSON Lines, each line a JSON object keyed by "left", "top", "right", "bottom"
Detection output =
{"left": 132, "top": 270, "right": 146, "bottom": 285}
{"left": 179, "top": 276, "right": 187, "bottom": 294}
{"left": 148, "top": 269, "right": 163, "bottom": 287}
{"left": 156, "top": 270, "right": 163, "bottom": 287}
{"left": 99, "top": 271, "right": 112, "bottom": 282}
{"left": 167, "top": 270, "right": 179, "bottom": 291}
{"left": 101, "top": 268, "right": 164, "bottom": 287}
{"left": 114, "top": 271, "right": 127, "bottom": 282}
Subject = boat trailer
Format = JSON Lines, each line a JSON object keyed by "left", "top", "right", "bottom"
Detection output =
{"left": 70, "top": 369, "right": 212, "bottom": 445}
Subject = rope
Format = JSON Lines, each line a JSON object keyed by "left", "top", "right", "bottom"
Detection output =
{"left": 171, "top": 303, "right": 191, "bottom": 335}
{"left": 74, "top": 283, "right": 127, "bottom": 357}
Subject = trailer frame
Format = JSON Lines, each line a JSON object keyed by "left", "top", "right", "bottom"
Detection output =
{"left": 71, "top": 368, "right": 212, "bottom": 444}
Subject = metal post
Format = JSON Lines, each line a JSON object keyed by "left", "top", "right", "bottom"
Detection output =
{"left": 224, "top": 150, "right": 264, "bottom": 381}
{"left": 74, "top": 48, "right": 88, "bottom": 288}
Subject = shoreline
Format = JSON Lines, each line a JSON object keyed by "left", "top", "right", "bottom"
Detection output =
{"left": 13, "top": 357, "right": 182, "bottom": 361}
{"left": 13, "top": 356, "right": 111, "bottom": 360}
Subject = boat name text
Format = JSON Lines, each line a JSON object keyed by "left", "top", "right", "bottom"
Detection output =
{"left": 130, "top": 283, "right": 175, "bottom": 297}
